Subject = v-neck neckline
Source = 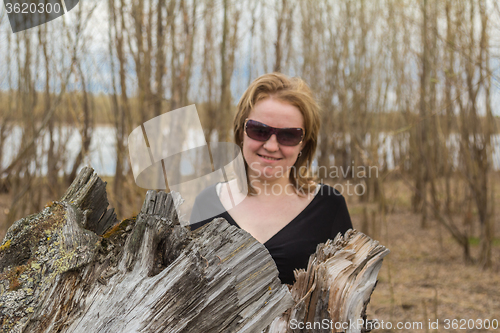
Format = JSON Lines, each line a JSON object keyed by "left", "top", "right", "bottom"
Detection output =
{"left": 214, "top": 183, "right": 323, "bottom": 245}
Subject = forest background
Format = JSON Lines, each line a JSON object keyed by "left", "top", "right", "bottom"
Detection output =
{"left": 0, "top": 0, "right": 500, "bottom": 331}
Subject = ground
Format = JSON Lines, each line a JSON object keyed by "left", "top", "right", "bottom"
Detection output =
{"left": 343, "top": 177, "right": 500, "bottom": 333}
{"left": 361, "top": 209, "right": 500, "bottom": 332}
{"left": 0, "top": 176, "right": 499, "bottom": 332}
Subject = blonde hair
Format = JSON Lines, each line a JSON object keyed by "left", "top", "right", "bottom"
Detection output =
{"left": 234, "top": 73, "right": 321, "bottom": 195}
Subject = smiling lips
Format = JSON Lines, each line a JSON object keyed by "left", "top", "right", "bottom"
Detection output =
{"left": 258, "top": 154, "right": 283, "bottom": 161}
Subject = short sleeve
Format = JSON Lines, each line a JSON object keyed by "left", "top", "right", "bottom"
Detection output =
{"left": 189, "top": 199, "right": 203, "bottom": 227}
{"left": 328, "top": 189, "right": 353, "bottom": 239}
{"left": 189, "top": 184, "right": 224, "bottom": 229}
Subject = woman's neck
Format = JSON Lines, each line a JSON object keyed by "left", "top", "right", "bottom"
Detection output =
{"left": 249, "top": 176, "right": 295, "bottom": 197}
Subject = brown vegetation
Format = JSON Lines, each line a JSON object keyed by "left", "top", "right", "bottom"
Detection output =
{"left": 0, "top": 0, "right": 499, "bottom": 329}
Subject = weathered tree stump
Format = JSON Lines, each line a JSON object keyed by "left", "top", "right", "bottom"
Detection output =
{"left": 264, "top": 231, "right": 389, "bottom": 333}
{"left": 0, "top": 167, "right": 388, "bottom": 333}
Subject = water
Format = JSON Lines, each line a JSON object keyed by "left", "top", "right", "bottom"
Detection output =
{"left": 1, "top": 125, "right": 116, "bottom": 176}
{"left": 1, "top": 125, "right": 499, "bottom": 177}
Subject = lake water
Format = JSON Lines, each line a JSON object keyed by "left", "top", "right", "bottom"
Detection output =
{"left": 1, "top": 125, "right": 499, "bottom": 177}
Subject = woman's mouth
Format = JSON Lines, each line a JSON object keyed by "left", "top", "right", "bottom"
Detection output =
{"left": 258, "top": 154, "right": 283, "bottom": 161}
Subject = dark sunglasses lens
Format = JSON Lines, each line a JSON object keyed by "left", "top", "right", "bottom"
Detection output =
{"left": 246, "top": 121, "right": 271, "bottom": 141}
{"left": 277, "top": 128, "right": 303, "bottom": 146}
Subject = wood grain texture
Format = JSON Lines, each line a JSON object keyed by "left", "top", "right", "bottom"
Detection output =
{"left": 0, "top": 167, "right": 293, "bottom": 332}
{"left": 263, "top": 230, "right": 390, "bottom": 333}
{"left": 0, "top": 167, "right": 388, "bottom": 333}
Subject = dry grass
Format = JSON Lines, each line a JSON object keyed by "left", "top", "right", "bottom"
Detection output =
{"left": 342, "top": 176, "right": 500, "bottom": 333}
{"left": 363, "top": 210, "right": 500, "bottom": 332}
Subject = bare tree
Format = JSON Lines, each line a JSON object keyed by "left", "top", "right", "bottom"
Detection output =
{"left": 455, "top": 0, "right": 494, "bottom": 268}
{"left": 219, "top": 0, "right": 241, "bottom": 143}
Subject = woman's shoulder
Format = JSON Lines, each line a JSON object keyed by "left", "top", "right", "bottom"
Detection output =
{"left": 190, "top": 183, "right": 223, "bottom": 226}
{"left": 194, "top": 183, "right": 218, "bottom": 200}
{"left": 314, "top": 183, "right": 353, "bottom": 230}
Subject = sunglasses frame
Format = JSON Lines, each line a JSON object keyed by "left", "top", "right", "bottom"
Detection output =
{"left": 244, "top": 118, "right": 305, "bottom": 146}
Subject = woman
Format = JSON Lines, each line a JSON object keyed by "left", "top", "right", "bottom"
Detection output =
{"left": 190, "top": 73, "right": 352, "bottom": 285}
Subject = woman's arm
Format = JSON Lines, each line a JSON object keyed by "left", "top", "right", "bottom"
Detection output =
{"left": 329, "top": 189, "right": 353, "bottom": 239}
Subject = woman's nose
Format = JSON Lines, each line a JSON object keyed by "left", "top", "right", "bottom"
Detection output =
{"left": 263, "top": 134, "right": 279, "bottom": 151}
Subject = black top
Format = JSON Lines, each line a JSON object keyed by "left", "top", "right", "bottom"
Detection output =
{"left": 189, "top": 183, "right": 353, "bottom": 285}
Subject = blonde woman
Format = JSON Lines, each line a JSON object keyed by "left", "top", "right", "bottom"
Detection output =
{"left": 190, "top": 73, "right": 352, "bottom": 284}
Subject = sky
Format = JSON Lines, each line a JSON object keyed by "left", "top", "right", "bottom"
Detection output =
{"left": 0, "top": 0, "right": 499, "bottom": 115}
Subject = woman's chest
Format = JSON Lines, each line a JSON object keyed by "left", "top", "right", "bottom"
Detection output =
{"left": 225, "top": 195, "right": 314, "bottom": 243}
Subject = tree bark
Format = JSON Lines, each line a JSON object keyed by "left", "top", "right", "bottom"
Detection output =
{"left": 264, "top": 229, "right": 389, "bottom": 333}
{"left": 0, "top": 168, "right": 388, "bottom": 333}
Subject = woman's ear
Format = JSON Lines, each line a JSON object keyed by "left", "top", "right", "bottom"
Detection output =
{"left": 300, "top": 140, "right": 306, "bottom": 151}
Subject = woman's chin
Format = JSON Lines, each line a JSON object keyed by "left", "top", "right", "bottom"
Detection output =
{"left": 255, "top": 173, "right": 284, "bottom": 183}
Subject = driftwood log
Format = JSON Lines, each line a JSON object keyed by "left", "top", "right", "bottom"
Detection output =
{"left": 0, "top": 168, "right": 389, "bottom": 333}
{"left": 265, "top": 231, "right": 389, "bottom": 333}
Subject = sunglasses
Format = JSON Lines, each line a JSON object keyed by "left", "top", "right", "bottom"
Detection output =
{"left": 244, "top": 119, "right": 304, "bottom": 146}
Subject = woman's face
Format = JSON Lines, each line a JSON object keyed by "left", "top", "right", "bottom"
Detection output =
{"left": 242, "top": 97, "right": 304, "bottom": 183}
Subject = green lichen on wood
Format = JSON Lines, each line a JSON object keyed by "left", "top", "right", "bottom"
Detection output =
{"left": 0, "top": 205, "right": 64, "bottom": 271}
{"left": 0, "top": 168, "right": 122, "bottom": 332}
{"left": 4, "top": 264, "right": 29, "bottom": 291}
{"left": 0, "top": 201, "right": 100, "bottom": 332}
{"left": 0, "top": 240, "right": 10, "bottom": 252}
{"left": 45, "top": 202, "right": 99, "bottom": 278}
